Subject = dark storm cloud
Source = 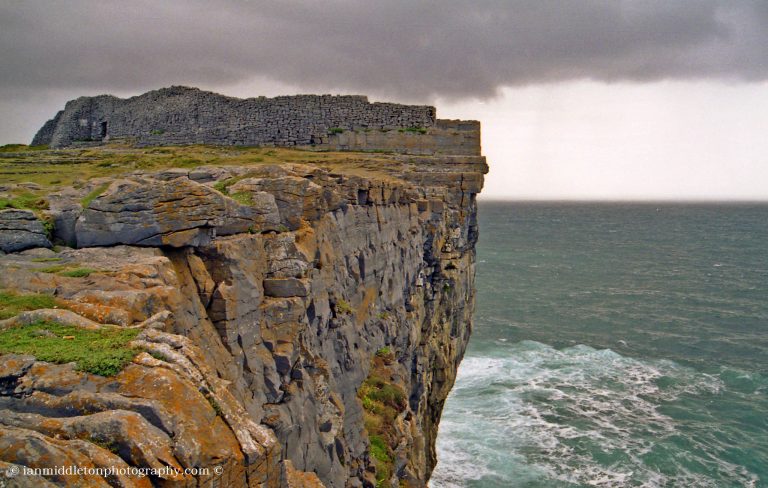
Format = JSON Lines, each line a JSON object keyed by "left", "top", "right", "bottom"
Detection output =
{"left": 1, "top": 0, "right": 767, "bottom": 101}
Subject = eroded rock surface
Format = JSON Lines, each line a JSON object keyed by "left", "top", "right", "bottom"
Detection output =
{"left": 0, "top": 132, "right": 485, "bottom": 487}
{"left": 0, "top": 209, "right": 51, "bottom": 253}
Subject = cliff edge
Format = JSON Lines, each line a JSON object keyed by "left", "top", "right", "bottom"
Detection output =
{"left": 1, "top": 90, "right": 486, "bottom": 487}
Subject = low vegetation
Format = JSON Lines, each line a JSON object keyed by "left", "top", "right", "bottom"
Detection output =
{"left": 335, "top": 299, "right": 353, "bottom": 315}
{"left": 37, "top": 265, "right": 99, "bottom": 278}
{"left": 0, "top": 143, "right": 402, "bottom": 193}
{"left": 0, "top": 192, "right": 49, "bottom": 212}
{"left": 0, "top": 320, "right": 139, "bottom": 376}
{"left": 30, "top": 257, "right": 62, "bottom": 263}
{"left": 358, "top": 347, "right": 405, "bottom": 486}
{"left": 399, "top": 126, "right": 428, "bottom": 135}
{"left": 81, "top": 184, "right": 110, "bottom": 208}
{"left": 230, "top": 191, "right": 253, "bottom": 206}
{"left": 375, "top": 346, "right": 392, "bottom": 357}
{"left": 0, "top": 291, "right": 59, "bottom": 320}
{"left": 0, "top": 144, "right": 48, "bottom": 153}
{"left": 59, "top": 268, "right": 98, "bottom": 278}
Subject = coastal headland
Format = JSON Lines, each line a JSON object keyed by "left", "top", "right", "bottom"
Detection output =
{"left": 0, "top": 87, "right": 486, "bottom": 487}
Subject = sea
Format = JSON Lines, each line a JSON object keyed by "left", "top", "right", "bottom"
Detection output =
{"left": 431, "top": 202, "right": 768, "bottom": 488}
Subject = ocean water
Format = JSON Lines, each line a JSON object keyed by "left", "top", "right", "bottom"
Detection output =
{"left": 431, "top": 202, "right": 768, "bottom": 488}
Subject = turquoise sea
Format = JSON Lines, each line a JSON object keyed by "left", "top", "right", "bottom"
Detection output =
{"left": 432, "top": 202, "right": 768, "bottom": 487}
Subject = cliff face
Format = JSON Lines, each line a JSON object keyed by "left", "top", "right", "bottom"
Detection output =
{"left": 1, "top": 97, "right": 485, "bottom": 487}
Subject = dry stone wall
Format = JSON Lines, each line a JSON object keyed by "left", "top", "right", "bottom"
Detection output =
{"left": 32, "top": 86, "right": 440, "bottom": 150}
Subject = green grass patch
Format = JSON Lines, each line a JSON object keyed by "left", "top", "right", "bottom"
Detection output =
{"left": 230, "top": 191, "right": 253, "bottom": 206}
{"left": 41, "top": 216, "right": 54, "bottom": 239}
{"left": 37, "top": 265, "right": 98, "bottom": 278}
{"left": 147, "top": 350, "right": 167, "bottom": 362}
{"left": 212, "top": 180, "right": 229, "bottom": 194}
{"left": 0, "top": 291, "right": 58, "bottom": 320}
{"left": 335, "top": 299, "right": 353, "bottom": 315}
{"left": 37, "top": 265, "right": 68, "bottom": 274}
{"left": 358, "top": 352, "right": 407, "bottom": 485}
{"left": 328, "top": 127, "right": 344, "bottom": 135}
{"left": 59, "top": 268, "right": 97, "bottom": 278}
{"left": 369, "top": 434, "right": 392, "bottom": 485}
{"left": 0, "top": 320, "right": 139, "bottom": 376}
{"left": 369, "top": 435, "right": 391, "bottom": 464}
{"left": 0, "top": 144, "right": 48, "bottom": 153}
{"left": 81, "top": 184, "right": 110, "bottom": 208}
{"left": 398, "top": 126, "right": 428, "bottom": 135}
{"left": 363, "top": 377, "right": 406, "bottom": 409}
{"left": 0, "top": 144, "right": 401, "bottom": 190}
{"left": 30, "top": 257, "right": 62, "bottom": 263}
{"left": 213, "top": 178, "right": 239, "bottom": 195}
{"left": 376, "top": 346, "right": 393, "bottom": 358}
{"left": 0, "top": 192, "right": 49, "bottom": 212}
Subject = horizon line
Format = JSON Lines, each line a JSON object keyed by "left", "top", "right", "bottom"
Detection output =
{"left": 477, "top": 197, "right": 768, "bottom": 204}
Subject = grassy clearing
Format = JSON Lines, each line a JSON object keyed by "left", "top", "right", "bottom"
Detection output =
{"left": 0, "top": 291, "right": 59, "bottom": 320}
{"left": 359, "top": 348, "right": 405, "bottom": 485}
{"left": 0, "top": 320, "right": 138, "bottom": 376}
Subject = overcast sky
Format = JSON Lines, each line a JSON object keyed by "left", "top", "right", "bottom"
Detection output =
{"left": 1, "top": 0, "right": 767, "bottom": 200}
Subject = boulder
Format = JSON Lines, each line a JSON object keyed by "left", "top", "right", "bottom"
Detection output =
{"left": 75, "top": 177, "right": 280, "bottom": 248}
{"left": 0, "top": 209, "right": 52, "bottom": 253}
{"left": 230, "top": 176, "right": 326, "bottom": 229}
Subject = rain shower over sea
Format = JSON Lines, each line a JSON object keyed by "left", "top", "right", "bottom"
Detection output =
{"left": 432, "top": 202, "right": 768, "bottom": 487}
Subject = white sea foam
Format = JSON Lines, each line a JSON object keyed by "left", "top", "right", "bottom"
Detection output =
{"left": 430, "top": 341, "right": 756, "bottom": 487}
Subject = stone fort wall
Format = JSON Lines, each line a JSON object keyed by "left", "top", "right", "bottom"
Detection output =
{"left": 31, "top": 86, "right": 480, "bottom": 155}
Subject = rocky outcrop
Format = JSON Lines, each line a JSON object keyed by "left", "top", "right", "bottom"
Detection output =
{"left": 0, "top": 209, "right": 51, "bottom": 253}
{"left": 3, "top": 100, "right": 486, "bottom": 487}
{"left": 76, "top": 176, "right": 280, "bottom": 248}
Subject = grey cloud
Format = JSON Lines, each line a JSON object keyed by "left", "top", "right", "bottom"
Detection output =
{"left": 1, "top": 0, "right": 767, "bottom": 102}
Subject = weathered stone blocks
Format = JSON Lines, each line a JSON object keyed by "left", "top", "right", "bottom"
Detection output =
{"left": 32, "top": 86, "right": 438, "bottom": 149}
{"left": 0, "top": 209, "right": 51, "bottom": 253}
{"left": 263, "top": 278, "right": 310, "bottom": 298}
{"left": 75, "top": 177, "right": 280, "bottom": 247}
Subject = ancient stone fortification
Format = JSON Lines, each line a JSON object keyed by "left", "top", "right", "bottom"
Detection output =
{"left": 2, "top": 91, "right": 486, "bottom": 487}
{"left": 32, "top": 86, "right": 478, "bottom": 156}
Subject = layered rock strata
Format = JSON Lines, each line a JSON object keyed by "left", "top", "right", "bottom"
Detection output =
{"left": 3, "top": 111, "right": 485, "bottom": 487}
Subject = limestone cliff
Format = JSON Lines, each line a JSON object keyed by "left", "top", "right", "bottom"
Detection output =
{"left": 0, "top": 96, "right": 486, "bottom": 487}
